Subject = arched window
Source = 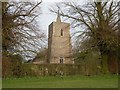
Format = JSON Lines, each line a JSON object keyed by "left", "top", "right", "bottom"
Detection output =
{"left": 61, "top": 29, "right": 63, "bottom": 36}
{"left": 60, "top": 57, "right": 64, "bottom": 64}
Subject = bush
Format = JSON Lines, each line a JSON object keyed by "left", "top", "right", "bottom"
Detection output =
{"left": 2, "top": 53, "right": 23, "bottom": 78}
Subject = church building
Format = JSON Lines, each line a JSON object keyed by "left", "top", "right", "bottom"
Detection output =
{"left": 48, "top": 13, "right": 74, "bottom": 64}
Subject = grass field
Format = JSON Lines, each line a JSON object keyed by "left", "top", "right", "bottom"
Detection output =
{"left": 2, "top": 74, "right": 118, "bottom": 88}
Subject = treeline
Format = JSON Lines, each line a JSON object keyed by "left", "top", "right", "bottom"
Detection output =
{"left": 2, "top": 1, "right": 120, "bottom": 78}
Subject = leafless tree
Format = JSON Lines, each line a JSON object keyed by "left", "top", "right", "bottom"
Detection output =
{"left": 50, "top": 1, "right": 119, "bottom": 73}
{"left": 2, "top": 1, "right": 46, "bottom": 59}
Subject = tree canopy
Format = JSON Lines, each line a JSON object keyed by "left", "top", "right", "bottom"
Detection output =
{"left": 50, "top": 1, "right": 119, "bottom": 73}
{"left": 2, "top": 1, "right": 46, "bottom": 59}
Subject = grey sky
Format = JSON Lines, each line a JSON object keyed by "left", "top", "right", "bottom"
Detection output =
{"left": 35, "top": 0, "right": 119, "bottom": 46}
{"left": 33, "top": 0, "right": 95, "bottom": 50}
{"left": 37, "top": 0, "right": 84, "bottom": 41}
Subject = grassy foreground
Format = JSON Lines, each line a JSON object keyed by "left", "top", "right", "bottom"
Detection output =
{"left": 3, "top": 74, "right": 118, "bottom": 88}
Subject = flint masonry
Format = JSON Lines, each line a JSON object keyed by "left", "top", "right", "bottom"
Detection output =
{"left": 48, "top": 13, "right": 74, "bottom": 64}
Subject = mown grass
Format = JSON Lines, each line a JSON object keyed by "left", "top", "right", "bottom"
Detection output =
{"left": 2, "top": 74, "right": 118, "bottom": 88}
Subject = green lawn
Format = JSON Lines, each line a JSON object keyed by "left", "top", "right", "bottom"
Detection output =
{"left": 2, "top": 74, "right": 118, "bottom": 88}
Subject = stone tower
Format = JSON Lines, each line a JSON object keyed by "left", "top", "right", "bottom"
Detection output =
{"left": 48, "top": 13, "right": 73, "bottom": 64}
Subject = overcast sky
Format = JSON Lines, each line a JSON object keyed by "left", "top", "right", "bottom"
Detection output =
{"left": 37, "top": 0, "right": 119, "bottom": 39}
{"left": 36, "top": 0, "right": 95, "bottom": 48}
{"left": 37, "top": 0, "right": 96, "bottom": 48}
{"left": 37, "top": 0, "right": 87, "bottom": 40}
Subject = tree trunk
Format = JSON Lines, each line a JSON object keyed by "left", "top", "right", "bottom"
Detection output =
{"left": 101, "top": 54, "right": 109, "bottom": 74}
{"left": 108, "top": 53, "right": 118, "bottom": 74}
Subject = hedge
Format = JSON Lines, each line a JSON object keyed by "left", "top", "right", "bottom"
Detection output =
{"left": 3, "top": 62, "right": 102, "bottom": 78}
{"left": 11, "top": 63, "right": 101, "bottom": 78}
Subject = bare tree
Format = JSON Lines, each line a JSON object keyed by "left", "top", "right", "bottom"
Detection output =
{"left": 2, "top": 1, "right": 46, "bottom": 59}
{"left": 50, "top": 1, "right": 119, "bottom": 73}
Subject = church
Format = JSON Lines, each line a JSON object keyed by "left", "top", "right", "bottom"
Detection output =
{"left": 48, "top": 13, "right": 74, "bottom": 64}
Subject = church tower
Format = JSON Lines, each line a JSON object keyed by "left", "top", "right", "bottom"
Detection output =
{"left": 48, "top": 13, "right": 73, "bottom": 64}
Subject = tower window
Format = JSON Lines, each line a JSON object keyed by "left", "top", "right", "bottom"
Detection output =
{"left": 61, "top": 29, "right": 63, "bottom": 36}
{"left": 60, "top": 57, "right": 64, "bottom": 64}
